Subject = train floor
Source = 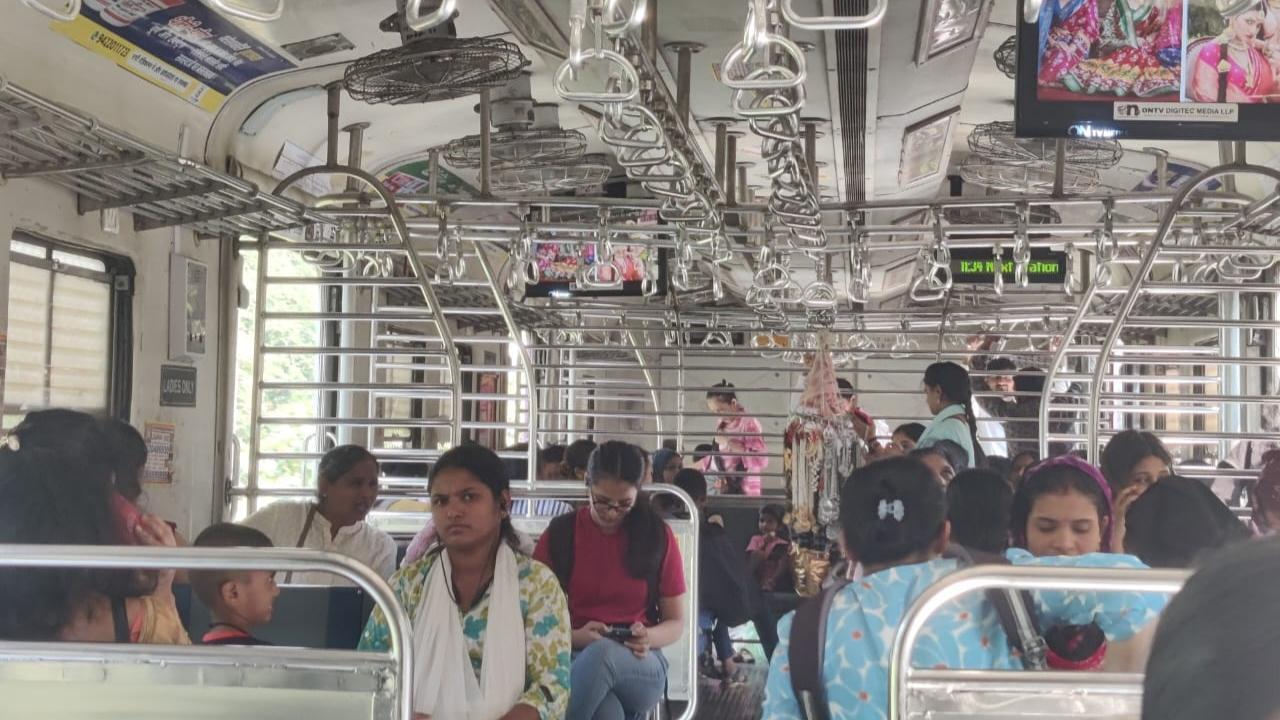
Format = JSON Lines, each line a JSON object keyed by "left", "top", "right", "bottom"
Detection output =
{"left": 695, "top": 662, "right": 768, "bottom": 720}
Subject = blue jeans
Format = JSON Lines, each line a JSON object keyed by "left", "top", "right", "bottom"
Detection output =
{"left": 698, "top": 609, "right": 734, "bottom": 661}
{"left": 569, "top": 639, "right": 668, "bottom": 720}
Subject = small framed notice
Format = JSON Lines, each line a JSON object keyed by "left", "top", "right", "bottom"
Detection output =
{"left": 142, "top": 422, "right": 176, "bottom": 485}
{"left": 160, "top": 364, "right": 197, "bottom": 407}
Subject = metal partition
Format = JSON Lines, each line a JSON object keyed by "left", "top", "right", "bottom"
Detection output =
{"left": 0, "top": 545, "right": 413, "bottom": 720}
{"left": 888, "top": 565, "right": 1189, "bottom": 720}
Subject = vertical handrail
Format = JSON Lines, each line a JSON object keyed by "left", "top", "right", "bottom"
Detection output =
{"left": 1039, "top": 272, "right": 1101, "bottom": 460}
{"left": 0, "top": 545, "right": 414, "bottom": 720}
{"left": 1087, "top": 164, "right": 1280, "bottom": 458}
{"left": 888, "top": 564, "right": 1188, "bottom": 720}
{"left": 473, "top": 243, "right": 540, "bottom": 485}
{"left": 272, "top": 166, "right": 464, "bottom": 448}
{"left": 245, "top": 231, "right": 271, "bottom": 514}
{"left": 624, "top": 323, "right": 665, "bottom": 437}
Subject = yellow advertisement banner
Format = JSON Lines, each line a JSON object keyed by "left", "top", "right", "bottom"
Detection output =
{"left": 51, "top": 16, "right": 226, "bottom": 113}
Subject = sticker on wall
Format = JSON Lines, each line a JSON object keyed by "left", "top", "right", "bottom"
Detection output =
{"left": 51, "top": 1, "right": 295, "bottom": 113}
{"left": 142, "top": 421, "right": 176, "bottom": 485}
{"left": 160, "top": 364, "right": 198, "bottom": 407}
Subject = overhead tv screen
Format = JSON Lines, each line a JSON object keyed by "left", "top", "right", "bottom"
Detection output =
{"left": 523, "top": 210, "right": 668, "bottom": 299}
{"left": 1016, "top": 0, "right": 1280, "bottom": 141}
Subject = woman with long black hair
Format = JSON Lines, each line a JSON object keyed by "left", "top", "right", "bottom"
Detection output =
{"left": 917, "top": 361, "right": 984, "bottom": 468}
{"left": 534, "top": 441, "right": 687, "bottom": 720}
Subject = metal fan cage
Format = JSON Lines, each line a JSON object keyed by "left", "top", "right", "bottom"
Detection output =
{"left": 443, "top": 128, "right": 588, "bottom": 169}
{"left": 959, "top": 157, "right": 1101, "bottom": 194}
{"left": 994, "top": 35, "right": 1017, "bottom": 80}
{"left": 491, "top": 154, "right": 612, "bottom": 194}
{"left": 967, "top": 121, "right": 1123, "bottom": 170}
{"left": 344, "top": 37, "right": 529, "bottom": 105}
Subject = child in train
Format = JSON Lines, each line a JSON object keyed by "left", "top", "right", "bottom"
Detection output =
{"left": 562, "top": 438, "right": 597, "bottom": 481}
{"left": 702, "top": 381, "right": 769, "bottom": 495}
{"left": 946, "top": 468, "right": 1013, "bottom": 555}
{"left": 763, "top": 456, "right": 1166, "bottom": 720}
{"left": 746, "top": 504, "right": 795, "bottom": 595}
{"left": 362, "top": 444, "right": 572, "bottom": 720}
{"left": 190, "top": 523, "right": 280, "bottom": 646}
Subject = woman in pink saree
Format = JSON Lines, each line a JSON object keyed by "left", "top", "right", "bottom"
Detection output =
{"left": 701, "top": 381, "right": 769, "bottom": 496}
{"left": 1188, "top": 1, "right": 1275, "bottom": 104}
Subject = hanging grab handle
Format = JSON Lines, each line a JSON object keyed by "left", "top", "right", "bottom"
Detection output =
{"left": 20, "top": 0, "right": 80, "bottom": 21}
{"left": 402, "top": 0, "right": 456, "bottom": 32}
{"left": 208, "top": 0, "right": 285, "bottom": 22}
{"left": 779, "top": 0, "right": 887, "bottom": 30}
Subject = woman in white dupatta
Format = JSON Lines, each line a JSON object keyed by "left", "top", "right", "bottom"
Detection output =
{"left": 360, "top": 445, "right": 571, "bottom": 720}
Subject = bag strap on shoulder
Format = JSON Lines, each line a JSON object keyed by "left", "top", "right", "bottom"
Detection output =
{"left": 788, "top": 578, "right": 849, "bottom": 720}
{"left": 943, "top": 544, "right": 1048, "bottom": 670}
{"left": 546, "top": 512, "right": 577, "bottom": 591}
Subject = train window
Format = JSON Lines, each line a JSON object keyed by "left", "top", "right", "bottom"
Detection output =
{"left": 3, "top": 234, "right": 134, "bottom": 427}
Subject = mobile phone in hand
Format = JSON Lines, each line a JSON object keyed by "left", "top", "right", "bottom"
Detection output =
{"left": 603, "top": 625, "right": 636, "bottom": 642}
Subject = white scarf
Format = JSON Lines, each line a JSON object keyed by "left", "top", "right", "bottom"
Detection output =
{"left": 412, "top": 543, "right": 525, "bottom": 720}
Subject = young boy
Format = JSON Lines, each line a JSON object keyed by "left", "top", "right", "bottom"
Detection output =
{"left": 190, "top": 522, "right": 280, "bottom": 646}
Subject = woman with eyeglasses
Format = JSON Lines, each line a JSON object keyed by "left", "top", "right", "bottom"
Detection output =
{"left": 534, "top": 441, "right": 687, "bottom": 720}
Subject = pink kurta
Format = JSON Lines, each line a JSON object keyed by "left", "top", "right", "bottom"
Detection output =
{"left": 701, "top": 414, "right": 769, "bottom": 496}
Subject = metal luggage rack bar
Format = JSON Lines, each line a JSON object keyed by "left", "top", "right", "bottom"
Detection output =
{"left": 0, "top": 78, "right": 325, "bottom": 236}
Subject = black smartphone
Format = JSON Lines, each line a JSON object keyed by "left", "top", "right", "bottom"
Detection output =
{"left": 603, "top": 625, "right": 636, "bottom": 642}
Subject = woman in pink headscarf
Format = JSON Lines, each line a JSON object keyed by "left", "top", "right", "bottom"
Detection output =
{"left": 702, "top": 381, "right": 769, "bottom": 496}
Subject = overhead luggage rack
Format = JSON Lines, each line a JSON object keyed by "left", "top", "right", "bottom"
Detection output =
{"left": 0, "top": 78, "right": 325, "bottom": 236}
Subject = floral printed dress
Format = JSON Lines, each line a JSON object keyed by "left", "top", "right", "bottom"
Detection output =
{"left": 1061, "top": 0, "right": 1183, "bottom": 98}
{"left": 359, "top": 550, "right": 571, "bottom": 720}
{"left": 763, "top": 549, "right": 1167, "bottom": 720}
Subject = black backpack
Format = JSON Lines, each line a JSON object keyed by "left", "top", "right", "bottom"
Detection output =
{"left": 545, "top": 511, "right": 668, "bottom": 624}
{"left": 787, "top": 545, "right": 1047, "bottom": 720}
{"left": 699, "top": 521, "right": 759, "bottom": 627}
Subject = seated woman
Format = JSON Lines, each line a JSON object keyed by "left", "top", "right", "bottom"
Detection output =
{"left": 1142, "top": 536, "right": 1280, "bottom": 720}
{"left": 1100, "top": 429, "right": 1173, "bottom": 549}
{"left": 1122, "top": 475, "right": 1250, "bottom": 568}
{"left": 651, "top": 447, "right": 683, "bottom": 485}
{"left": 533, "top": 441, "right": 686, "bottom": 720}
{"left": 244, "top": 444, "right": 396, "bottom": 584}
{"left": 360, "top": 444, "right": 571, "bottom": 720}
{"left": 1060, "top": 0, "right": 1183, "bottom": 98}
{"left": 909, "top": 442, "right": 965, "bottom": 486}
{"left": 0, "top": 410, "right": 188, "bottom": 644}
{"left": 1010, "top": 455, "right": 1162, "bottom": 671}
{"left": 917, "top": 362, "right": 983, "bottom": 468}
{"left": 764, "top": 457, "right": 1165, "bottom": 719}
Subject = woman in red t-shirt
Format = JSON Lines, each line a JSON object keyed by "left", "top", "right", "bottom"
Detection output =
{"left": 534, "top": 441, "right": 686, "bottom": 720}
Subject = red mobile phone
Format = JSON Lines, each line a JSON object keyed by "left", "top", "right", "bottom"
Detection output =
{"left": 110, "top": 492, "right": 143, "bottom": 544}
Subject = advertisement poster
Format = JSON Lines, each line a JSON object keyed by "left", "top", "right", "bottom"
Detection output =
{"left": 142, "top": 421, "right": 176, "bottom": 485}
{"left": 52, "top": 1, "right": 295, "bottom": 112}
{"left": 379, "top": 158, "right": 476, "bottom": 196}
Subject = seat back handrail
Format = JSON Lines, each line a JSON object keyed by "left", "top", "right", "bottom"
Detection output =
{"left": 888, "top": 564, "right": 1189, "bottom": 720}
{"left": 0, "top": 545, "right": 414, "bottom": 720}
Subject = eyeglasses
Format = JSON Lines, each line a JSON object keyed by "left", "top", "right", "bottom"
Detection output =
{"left": 590, "top": 494, "right": 635, "bottom": 514}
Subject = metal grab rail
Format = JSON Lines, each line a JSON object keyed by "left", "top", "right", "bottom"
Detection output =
{"left": 888, "top": 564, "right": 1189, "bottom": 720}
{"left": 0, "top": 545, "right": 414, "bottom": 720}
{"left": 1087, "top": 162, "right": 1280, "bottom": 458}
{"left": 20, "top": 0, "right": 80, "bottom": 20}
{"left": 208, "top": 0, "right": 285, "bottom": 22}
{"left": 780, "top": 0, "right": 887, "bottom": 30}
